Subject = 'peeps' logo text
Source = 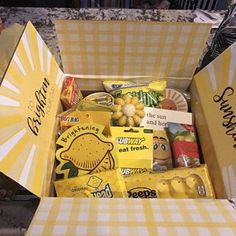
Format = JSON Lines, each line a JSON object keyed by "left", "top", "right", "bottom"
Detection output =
{"left": 27, "top": 77, "right": 50, "bottom": 136}
{"left": 116, "top": 137, "right": 145, "bottom": 145}
{"left": 128, "top": 187, "right": 157, "bottom": 198}
{"left": 92, "top": 184, "right": 113, "bottom": 198}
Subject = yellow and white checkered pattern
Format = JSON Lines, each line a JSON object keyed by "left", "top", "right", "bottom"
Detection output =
{"left": 55, "top": 20, "right": 211, "bottom": 90}
{"left": 27, "top": 198, "right": 236, "bottom": 236}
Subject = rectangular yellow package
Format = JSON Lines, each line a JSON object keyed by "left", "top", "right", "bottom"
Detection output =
{"left": 111, "top": 127, "right": 153, "bottom": 175}
{"left": 58, "top": 109, "right": 112, "bottom": 135}
{"left": 125, "top": 164, "right": 215, "bottom": 199}
{"left": 54, "top": 169, "right": 127, "bottom": 198}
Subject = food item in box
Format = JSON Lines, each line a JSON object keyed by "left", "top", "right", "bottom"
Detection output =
{"left": 125, "top": 165, "right": 215, "bottom": 199}
{"left": 76, "top": 99, "right": 111, "bottom": 112}
{"left": 55, "top": 123, "right": 118, "bottom": 179}
{"left": 111, "top": 95, "right": 145, "bottom": 126}
{"left": 58, "top": 109, "right": 111, "bottom": 135}
{"left": 60, "top": 76, "right": 83, "bottom": 110}
{"left": 84, "top": 92, "right": 114, "bottom": 107}
{"left": 153, "top": 130, "right": 173, "bottom": 171}
{"left": 54, "top": 169, "right": 127, "bottom": 198}
{"left": 109, "top": 80, "right": 166, "bottom": 126}
{"left": 160, "top": 88, "right": 189, "bottom": 112}
{"left": 166, "top": 123, "right": 200, "bottom": 168}
{"left": 103, "top": 80, "right": 139, "bottom": 92}
{"left": 110, "top": 80, "right": 166, "bottom": 108}
{"left": 111, "top": 127, "right": 153, "bottom": 175}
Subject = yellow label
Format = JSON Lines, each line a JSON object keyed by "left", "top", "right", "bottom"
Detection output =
{"left": 0, "top": 22, "right": 63, "bottom": 197}
{"left": 56, "top": 123, "right": 118, "bottom": 178}
{"left": 111, "top": 127, "right": 153, "bottom": 170}
{"left": 54, "top": 169, "right": 127, "bottom": 198}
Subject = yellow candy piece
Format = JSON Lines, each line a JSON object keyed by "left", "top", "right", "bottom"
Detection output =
{"left": 127, "top": 117, "right": 135, "bottom": 127}
{"left": 111, "top": 95, "right": 145, "bottom": 127}
{"left": 118, "top": 115, "right": 127, "bottom": 126}
{"left": 111, "top": 104, "right": 122, "bottom": 112}
{"left": 112, "top": 111, "right": 123, "bottom": 120}
{"left": 135, "top": 110, "right": 145, "bottom": 118}
{"left": 115, "top": 98, "right": 125, "bottom": 106}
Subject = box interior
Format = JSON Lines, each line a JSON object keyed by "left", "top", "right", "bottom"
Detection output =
{"left": 0, "top": 20, "right": 236, "bottom": 200}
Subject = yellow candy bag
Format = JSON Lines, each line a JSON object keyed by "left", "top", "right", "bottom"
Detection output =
{"left": 125, "top": 165, "right": 215, "bottom": 199}
{"left": 54, "top": 169, "right": 127, "bottom": 198}
{"left": 55, "top": 123, "right": 118, "bottom": 179}
{"left": 110, "top": 80, "right": 166, "bottom": 107}
{"left": 84, "top": 92, "right": 114, "bottom": 107}
{"left": 58, "top": 109, "right": 111, "bottom": 135}
{"left": 111, "top": 127, "right": 153, "bottom": 175}
{"left": 76, "top": 99, "right": 111, "bottom": 112}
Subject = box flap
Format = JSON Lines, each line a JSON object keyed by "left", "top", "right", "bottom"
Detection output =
{"left": 0, "top": 23, "right": 24, "bottom": 79}
{"left": 55, "top": 20, "right": 211, "bottom": 89}
{"left": 27, "top": 197, "right": 236, "bottom": 235}
{"left": 192, "top": 42, "right": 236, "bottom": 198}
{"left": 0, "top": 22, "right": 64, "bottom": 197}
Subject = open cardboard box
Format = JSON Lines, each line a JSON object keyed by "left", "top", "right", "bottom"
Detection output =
{"left": 0, "top": 20, "right": 236, "bottom": 235}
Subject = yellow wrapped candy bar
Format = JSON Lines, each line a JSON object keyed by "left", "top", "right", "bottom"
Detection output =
{"left": 54, "top": 169, "right": 127, "bottom": 198}
{"left": 125, "top": 164, "right": 215, "bottom": 199}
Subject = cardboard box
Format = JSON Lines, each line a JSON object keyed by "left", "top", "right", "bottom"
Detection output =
{"left": 0, "top": 21, "right": 236, "bottom": 235}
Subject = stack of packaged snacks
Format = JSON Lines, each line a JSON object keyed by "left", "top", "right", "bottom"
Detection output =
{"left": 54, "top": 122, "right": 127, "bottom": 198}
{"left": 53, "top": 76, "right": 215, "bottom": 199}
{"left": 54, "top": 76, "right": 127, "bottom": 198}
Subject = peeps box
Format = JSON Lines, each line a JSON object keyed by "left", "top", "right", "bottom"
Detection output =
{"left": 0, "top": 20, "right": 236, "bottom": 235}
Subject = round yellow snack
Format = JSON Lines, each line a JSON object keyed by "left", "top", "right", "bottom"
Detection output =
{"left": 111, "top": 95, "right": 145, "bottom": 127}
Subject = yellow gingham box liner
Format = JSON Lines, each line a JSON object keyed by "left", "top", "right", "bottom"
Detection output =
{"left": 27, "top": 198, "right": 236, "bottom": 236}
{"left": 55, "top": 20, "right": 211, "bottom": 90}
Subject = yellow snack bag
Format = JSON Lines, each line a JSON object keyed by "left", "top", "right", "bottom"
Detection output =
{"left": 125, "top": 165, "right": 215, "bottom": 199}
{"left": 76, "top": 99, "right": 111, "bottom": 112}
{"left": 56, "top": 123, "right": 118, "bottom": 179}
{"left": 58, "top": 109, "right": 111, "bottom": 135}
{"left": 54, "top": 169, "right": 127, "bottom": 198}
{"left": 103, "top": 80, "right": 142, "bottom": 92}
{"left": 84, "top": 92, "right": 114, "bottom": 107}
{"left": 110, "top": 80, "right": 166, "bottom": 107}
{"left": 111, "top": 127, "right": 153, "bottom": 175}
